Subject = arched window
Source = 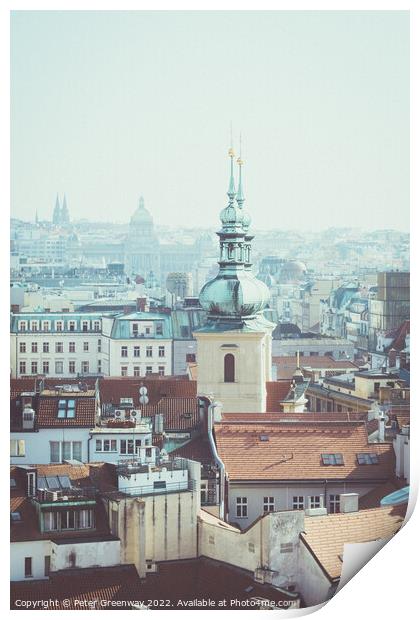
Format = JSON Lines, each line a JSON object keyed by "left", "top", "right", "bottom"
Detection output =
{"left": 224, "top": 353, "right": 235, "bottom": 383}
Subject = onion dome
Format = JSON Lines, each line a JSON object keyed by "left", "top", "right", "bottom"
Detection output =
{"left": 199, "top": 271, "right": 270, "bottom": 319}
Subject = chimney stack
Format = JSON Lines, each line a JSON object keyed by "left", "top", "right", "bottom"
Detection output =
{"left": 340, "top": 493, "right": 359, "bottom": 513}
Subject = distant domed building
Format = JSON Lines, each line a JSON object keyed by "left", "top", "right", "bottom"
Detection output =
{"left": 280, "top": 259, "right": 307, "bottom": 282}
{"left": 125, "top": 196, "right": 160, "bottom": 278}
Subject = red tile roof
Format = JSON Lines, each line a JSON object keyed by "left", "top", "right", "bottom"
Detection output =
{"left": 214, "top": 421, "right": 395, "bottom": 481}
{"left": 10, "top": 565, "right": 142, "bottom": 610}
{"left": 37, "top": 394, "right": 97, "bottom": 428}
{"left": 221, "top": 411, "right": 369, "bottom": 423}
{"left": 301, "top": 505, "right": 406, "bottom": 581}
{"left": 99, "top": 377, "right": 196, "bottom": 407}
{"left": 273, "top": 356, "right": 358, "bottom": 380}
{"left": 265, "top": 381, "right": 293, "bottom": 412}
{"left": 171, "top": 435, "right": 213, "bottom": 464}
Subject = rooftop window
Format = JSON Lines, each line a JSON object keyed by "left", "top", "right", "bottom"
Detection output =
{"left": 37, "top": 475, "right": 72, "bottom": 490}
{"left": 321, "top": 453, "right": 344, "bottom": 466}
{"left": 11, "top": 512, "right": 22, "bottom": 522}
{"left": 10, "top": 478, "right": 17, "bottom": 488}
{"left": 57, "top": 399, "right": 76, "bottom": 419}
{"left": 259, "top": 434, "right": 269, "bottom": 442}
{"left": 357, "top": 453, "right": 379, "bottom": 465}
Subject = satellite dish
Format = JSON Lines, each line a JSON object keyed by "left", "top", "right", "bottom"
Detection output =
{"left": 139, "top": 395, "right": 149, "bottom": 405}
{"left": 131, "top": 410, "right": 138, "bottom": 419}
{"left": 115, "top": 410, "right": 122, "bottom": 418}
{"left": 139, "top": 386, "right": 148, "bottom": 396}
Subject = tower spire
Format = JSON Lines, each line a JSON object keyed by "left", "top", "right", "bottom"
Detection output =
{"left": 236, "top": 134, "right": 244, "bottom": 207}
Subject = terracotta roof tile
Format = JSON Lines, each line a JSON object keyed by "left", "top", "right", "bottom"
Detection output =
{"left": 302, "top": 505, "right": 406, "bottom": 580}
{"left": 37, "top": 395, "right": 96, "bottom": 428}
{"left": 214, "top": 421, "right": 395, "bottom": 481}
{"left": 266, "top": 381, "right": 293, "bottom": 412}
{"left": 10, "top": 565, "right": 142, "bottom": 610}
{"left": 171, "top": 436, "right": 213, "bottom": 464}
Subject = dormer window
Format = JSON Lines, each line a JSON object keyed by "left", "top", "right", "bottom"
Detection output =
{"left": 57, "top": 399, "right": 76, "bottom": 419}
{"left": 321, "top": 453, "right": 344, "bottom": 465}
{"left": 11, "top": 512, "right": 22, "bottom": 522}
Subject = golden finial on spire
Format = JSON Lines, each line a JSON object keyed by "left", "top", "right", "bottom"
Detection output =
{"left": 228, "top": 147, "right": 235, "bottom": 158}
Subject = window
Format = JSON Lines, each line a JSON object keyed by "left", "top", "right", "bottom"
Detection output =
{"left": 31, "top": 342, "right": 38, "bottom": 353}
{"left": 55, "top": 342, "right": 63, "bottom": 353}
{"left": 50, "top": 442, "right": 60, "bottom": 463}
{"left": 292, "top": 496, "right": 304, "bottom": 510}
{"left": 19, "top": 342, "right": 26, "bottom": 353}
{"left": 55, "top": 361, "right": 64, "bottom": 374}
{"left": 357, "top": 453, "right": 379, "bottom": 465}
{"left": 280, "top": 543, "right": 294, "bottom": 553}
{"left": 77, "top": 510, "right": 94, "bottom": 530}
{"left": 24, "top": 557, "right": 32, "bottom": 578}
{"left": 57, "top": 399, "right": 76, "bottom": 419}
{"left": 156, "top": 323, "right": 163, "bottom": 335}
{"left": 146, "top": 346, "right": 153, "bottom": 358}
{"left": 97, "top": 339, "right": 102, "bottom": 353}
{"left": 11, "top": 511, "right": 22, "bottom": 522}
{"left": 133, "top": 323, "right": 138, "bottom": 336}
{"left": 19, "top": 321, "right": 27, "bottom": 332}
{"left": 83, "top": 342, "right": 89, "bottom": 352}
{"left": 154, "top": 480, "right": 166, "bottom": 489}
{"left": 120, "top": 439, "right": 135, "bottom": 455}
{"left": 134, "top": 346, "right": 140, "bottom": 358}
{"left": 224, "top": 353, "right": 235, "bottom": 383}
{"left": 134, "top": 366, "right": 140, "bottom": 377}
{"left": 200, "top": 482, "right": 208, "bottom": 504}
{"left": 236, "top": 497, "right": 248, "bottom": 518}
{"left": 146, "top": 366, "right": 152, "bottom": 375}
{"left": 27, "top": 471, "right": 36, "bottom": 496}
{"left": 43, "top": 511, "right": 59, "bottom": 531}
{"left": 73, "top": 442, "right": 82, "bottom": 461}
{"left": 111, "top": 509, "right": 118, "bottom": 535}
{"left": 82, "top": 321, "right": 89, "bottom": 332}
{"left": 158, "top": 366, "right": 165, "bottom": 376}
{"left": 69, "top": 361, "right": 76, "bottom": 374}
{"left": 145, "top": 327, "right": 151, "bottom": 335}
{"left": 43, "top": 361, "right": 49, "bottom": 374}
{"left": 263, "top": 496, "right": 275, "bottom": 513}
{"left": 69, "top": 321, "right": 76, "bottom": 331}
{"left": 121, "top": 346, "right": 128, "bottom": 358}
{"left": 94, "top": 321, "right": 100, "bottom": 332}
{"left": 43, "top": 342, "right": 49, "bottom": 353}
{"left": 31, "top": 361, "right": 38, "bottom": 374}
{"left": 42, "top": 321, "right": 50, "bottom": 332}
{"left": 121, "top": 366, "right": 128, "bottom": 377}
{"left": 44, "top": 556, "right": 51, "bottom": 577}
{"left": 56, "top": 321, "right": 63, "bottom": 332}
{"left": 321, "top": 453, "right": 344, "bottom": 466}
{"left": 19, "top": 361, "right": 26, "bottom": 375}
{"left": 31, "top": 321, "right": 39, "bottom": 332}
{"left": 329, "top": 494, "right": 340, "bottom": 513}
{"left": 158, "top": 346, "right": 165, "bottom": 358}
{"left": 61, "top": 510, "right": 76, "bottom": 530}
{"left": 69, "top": 342, "right": 76, "bottom": 353}
{"left": 98, "top": 360, "right": 102, "bottom": 373}
{"left": 81, "top": 361, "right": 89, "bottom": 373}
{"left": 96, "top": 439, "right": 117, "bottom": 452}
{"left": 10, "top": 439, "right": 25, "bottom": 457}
{"left": 248, "top": 542, "right": 255, "bottom": 553}
{"left": 309, "top": 496, "right": 321, "bottom": 509}
{"left": 62, "top": 441, "right": 72, "bottom": 460}
{"left": 145, "top": 447, "right": 152, "bottom": 458}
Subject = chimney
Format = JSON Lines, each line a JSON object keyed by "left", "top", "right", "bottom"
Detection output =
{"left": 340, "top": 493, "right": 359, "bottom": 513}
{"left": 136, "top": 297, "right": 148, "bottom": 312}
{"left": 388, "top": 348, "right": 397, "bottom": 368}
{"left": 378, "top": 413, "right": 386, "bottom": 442}
{"left": 11, "top": 304, "right": 20, "bottom": 313}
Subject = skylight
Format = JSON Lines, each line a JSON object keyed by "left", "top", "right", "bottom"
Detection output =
{"left": 11, "top": 512, "right": 21, "bottom": 522}
{"left": 321, "top": 453, "right": 344, "bottom": 465}
{"left": 37, "top": 476, "right": 73, "bottom": 490}
{"left": 357, "top": 453, "right": 379, "bottom": 465}
{"left": 259, "top": 434, "right": 269, "bottom": 442}
{"left": 57, "top": 399, "right": 76, "bottom": 419}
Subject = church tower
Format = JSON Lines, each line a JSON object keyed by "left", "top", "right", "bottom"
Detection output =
{"left": 194, "top": 148, "right": 274, "bottom": 413}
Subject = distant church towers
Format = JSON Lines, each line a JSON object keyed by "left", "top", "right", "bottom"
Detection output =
{"left": 52, "top": 194, "right": 71, "bottom": 226}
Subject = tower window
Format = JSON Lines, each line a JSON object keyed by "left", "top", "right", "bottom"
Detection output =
{"left": 224, "top": 353, "right": 235, "bottom": 383}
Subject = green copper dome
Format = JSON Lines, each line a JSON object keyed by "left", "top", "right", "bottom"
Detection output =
{"left": 198, "top": 149, "right": 270, "bottom": 320}
{"left": 199, "top": 271, "right": 270, "bottom": 318}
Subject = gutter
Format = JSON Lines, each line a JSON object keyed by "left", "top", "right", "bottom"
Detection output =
{"left": 207, "top": 402, "right": 226, "bottom": 520}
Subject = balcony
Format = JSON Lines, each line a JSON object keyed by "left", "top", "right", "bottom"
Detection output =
{"left": 33, "top": 487, "right": 97, "bottom": 506}
{"left": 116, "top": 457, "right": 188, "bottom": 477}
{"left": 118, "top": 478, "right": 196, "bottom": 498}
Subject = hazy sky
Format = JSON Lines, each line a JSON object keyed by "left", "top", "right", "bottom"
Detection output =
{"left": 11, "top": 11, "right": 409, "bottom": 231}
